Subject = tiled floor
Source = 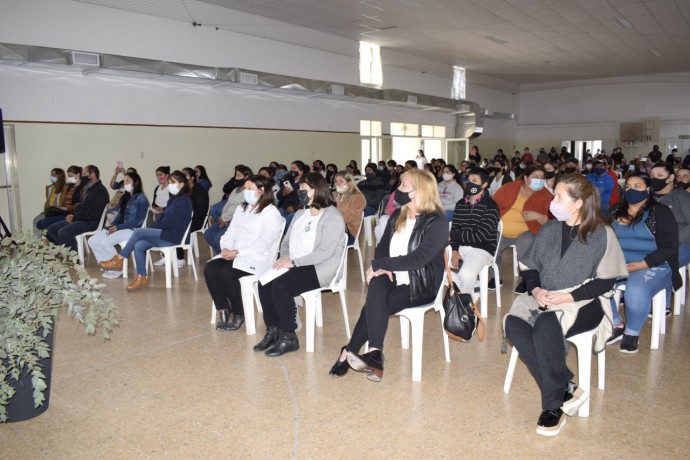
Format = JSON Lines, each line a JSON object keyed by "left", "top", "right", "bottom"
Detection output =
{"left": 2, "top": 242, "right": 689, "bottom": 458}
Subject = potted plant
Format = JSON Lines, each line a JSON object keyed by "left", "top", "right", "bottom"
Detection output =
{"left": 0, "top": 231, "right": 119, "bottom": 422}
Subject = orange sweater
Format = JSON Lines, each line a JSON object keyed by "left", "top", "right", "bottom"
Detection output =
{"left": 493, "top": 180, "right": 552, "bottom": 235}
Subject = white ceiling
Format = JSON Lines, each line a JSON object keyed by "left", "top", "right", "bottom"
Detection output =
{"left": 74, "top": 0, "right": 690, "bottom": 88}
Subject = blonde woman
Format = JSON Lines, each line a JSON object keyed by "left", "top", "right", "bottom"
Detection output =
{"left": 329, "top": 169, "right": 448, "bottom": 381}
{"left": 334, "top": 171, "right": 366, "bottom": 244}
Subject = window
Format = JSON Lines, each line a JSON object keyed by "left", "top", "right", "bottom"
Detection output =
{"left": 452, "top": 66, "right": 466, "bottom": 100}
{"left": 359, "top": 41, "right": 383, "bottom": 87}
{"left": 390, "top": 122, "right": 418, "bottom": 137}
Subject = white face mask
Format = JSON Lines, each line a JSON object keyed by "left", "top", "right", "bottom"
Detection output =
{"left": 442, "top": 173, "right": 454, "bottom": 182}
{"left": 168, "top": 183, "right": 181, "bottom": 195}
{"left": 66, "top": 176, "right": 78, "bottom": 184}
{"left": 124, "top": 184, "right": 133, "bottom": 193}
{"left": 243, "top": 189, "right": 259, "bottom": 205}
{"left": 335, "top": 185, "right": 348, "bottom": 194}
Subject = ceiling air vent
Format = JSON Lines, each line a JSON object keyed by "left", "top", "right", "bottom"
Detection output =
{"left": 70, "top": 51, "right": 100, "bottom": 67}
{"left": 329, "top": 84, "right": 345, "bottom": 96}
{"left": 239, "top": 72, "right": 258, "bottom": 85}
{"left": 406, "top": 95, "right": 418, "bottom": 104}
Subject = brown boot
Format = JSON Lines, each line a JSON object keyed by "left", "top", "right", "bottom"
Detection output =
{"left": 126, "top": 274, "right": 148, "bottom": 291}
{"left": 100, "top": 255, "right": 124, "bottom": 270}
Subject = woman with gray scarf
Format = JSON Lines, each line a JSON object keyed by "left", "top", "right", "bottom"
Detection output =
{"left": 504, "top": 174, "right": 627, "bottom": 437}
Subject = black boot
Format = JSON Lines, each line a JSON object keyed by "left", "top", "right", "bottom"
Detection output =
{"left": 216, "top": 309, "right": 230, "bottom": 330}
{"left": 253, "top": 326, "right": 279, "bottom": 352}
{"left": 265, "top": 331, "right": 300, "bottom": 357}
{"left": 347, "top": 349, "right": 384, "bottom": 382}
{"left": 224, "top": 313, "right": 245, "bottom": 331}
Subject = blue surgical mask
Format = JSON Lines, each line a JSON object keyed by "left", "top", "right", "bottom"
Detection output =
{"left": 625, "top": 189, "right": 649, "bottom": 204}
{"left": 243, "top": 189, "right": 259, "bottom": 205}
{"left": 366, "top": 172, "right": 375, "bottom": 180}
{"left": 49, "top": 176, "right": 58, "bottom": 184}
{"left": 529, "top": 178, "right": 546, "bottom": 191}
{"left": 593, "top": 167, "right": 606, "bottom": 176}
{"left": 274, "top": 172, "right": 286, "bottom": 181}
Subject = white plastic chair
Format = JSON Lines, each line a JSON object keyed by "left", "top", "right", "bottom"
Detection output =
{"left": 478, "top": 221, "right": 503, "bottom": 318}
{"left": 209, "top": 220, "right": 286, "bottom": 336}
{"left": 363, "top": 215, "right": 377, "bottom": 247}
{"left": 345, "top": 213, "right": 366, "bottom": 283}
{"left": 503, "top": 327, "right": 605, "bottom": 417}
{"left": 673, "top": 265, "right": 687, "bottom": 315}
{"left": 614, "top": 284, "right": 666, "bottom": 350}
{"left": 394, "top": 246, "right": 452, "bottom": 382}
{"left": 144, "top": 218, "right": 197, "bottom": 288}
{"left": 75, "top": 205, "right": 109, "bottom": 267}
{"left": 300, "top": 234, "right": 351, "bottom": 353}
{"left": 509, "top": 244, "right": 519, "bottom": 277}
{"left": 190, "top": 205, "right": 211, "bottom": 258}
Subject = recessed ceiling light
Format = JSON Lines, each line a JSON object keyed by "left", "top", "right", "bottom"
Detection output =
{"left": 650, "top": 48, "right": 662, "bottom": 57}
{"left": 616, "top": 17, "right": 632, "bottom": 28}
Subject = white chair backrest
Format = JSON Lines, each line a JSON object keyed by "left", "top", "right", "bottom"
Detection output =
{"left": 331, "top": 234, "right": 350, "bottom": 288}
{"left": 95, "top": 205, "right": 109, "bottom": 231}
{"left": 179, "top": 213, "right": 194, "bottom": 245}
{"left": 268, "top": 219, "right": 287, "bottom": 263}
{"left": 351, "top": 212, "right": 365, "bottom": 243}
{"left": 493, "top": 220, "right": 503, "bottom": 262}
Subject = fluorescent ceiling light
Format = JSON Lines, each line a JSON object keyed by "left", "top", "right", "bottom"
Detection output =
{"left": 616, "top": 17, "right": 632, "bottom": 28}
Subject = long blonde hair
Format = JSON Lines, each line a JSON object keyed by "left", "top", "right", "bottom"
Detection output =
{"left": 395, "top": 168, "right": 444, "bottom": 232}
{"left": 334, "top": 170, "right": 363, "bottom": 204}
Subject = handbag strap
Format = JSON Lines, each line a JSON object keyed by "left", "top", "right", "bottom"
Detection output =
{"left": 444, "top": 247, "right": 487, "bottom": 342}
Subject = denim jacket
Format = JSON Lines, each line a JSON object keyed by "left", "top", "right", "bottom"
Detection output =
{"left": 113, "top": 193, "right": 150, "bottom": 230}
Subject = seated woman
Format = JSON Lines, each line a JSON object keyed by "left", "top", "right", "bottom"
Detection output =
{"left": 33, "top": 168, "right": 66, "bottom": 237}
{"left": 437, "top": 164, "right": 464, "bottom": 220}
{"left": 36, "top": 166, "right": 85, "bottom": 234}
{"left": 89, "top": 172, "right": 149, "bottom": 279}
{"left": 329, "top": 168, "right": 448, "bottom": 381}
{"left": 254, "top": 172, "right": 345, "bottom": 357}
{"left": 205, "top": 175, "right": 284, "bottom": 331}
{"left": 99, "top": 170, "right": 192, "bottom": 291}
{"left": 150, "top": 166, "right": 171, "bottom": 224}
{"left": 204, "top": 166, "right": 252, "bottom": 254}
{"left": 492, "top": 164, "right": 552, "bottom": 291}
{"left": 358, "top": 163, "right": 387, "bottom": 216}
{"left": 504, "top": 174, "right": 627, "bottom": 437}
{"left": 177, "top": 167, "right": 210, "bottom": 266}
{"left": 194, "top": 165, "right": 213, "bottom": 192}
{"left": 334, "top": 171, "right": 366, "bottom": 245}
{"left": 607, "top": 173, "right": 681, "bottom": 353}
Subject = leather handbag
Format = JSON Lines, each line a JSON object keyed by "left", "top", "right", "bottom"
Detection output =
{"left": 442, "top": 251, "right": 486, "bottom": 342}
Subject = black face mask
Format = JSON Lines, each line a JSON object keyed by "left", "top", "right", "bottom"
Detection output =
{"left": 679, "top": 182, "right": 690, "bottom": 190}
{"left": 465, "top": 182, "right": 483, "bottom": 196}
{"left": 234, "top": 178, "right": 245, "bottom": 188}
{"left": 564, "top": 167, "right": 577, "bottom": 174}
{"left": 544, "top": 171, "right": 556, "bottom": 180}
{"left": 394, "top": 189, "right": 411, "bottom": 206}
{"left": 297, "top": 189, "right": 310, "bottom": 207}
{"left": 651, "top": 177, "right": 670, "bottom": 192}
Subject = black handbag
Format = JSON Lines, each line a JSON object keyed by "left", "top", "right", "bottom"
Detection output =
{"left": 442, "top": 252, "right": 486, "bottom": 342}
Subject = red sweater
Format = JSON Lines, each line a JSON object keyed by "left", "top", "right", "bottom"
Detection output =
{"left": 493, "top": 180, "right": 553, "bottom": 235}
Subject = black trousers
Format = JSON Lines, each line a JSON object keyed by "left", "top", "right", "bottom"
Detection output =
{"left": 347, "top": 275, "right": 434, "bottom": 351}
{"left": 204, "top": 258, "right": 252, "bottom": 315}
{"left": 258, "top": 265, "right": 320, "bottom": 333}
{"left": 504, "top": 300, "right": 603, "bottom": 411}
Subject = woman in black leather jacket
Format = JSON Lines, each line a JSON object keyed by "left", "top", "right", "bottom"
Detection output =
{"left": 329, "top": 168, "right": 448, "bottom": 382}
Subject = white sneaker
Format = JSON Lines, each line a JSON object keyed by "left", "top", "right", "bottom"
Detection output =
{"left": 176, "top": 259, "right": 185, "bottom": 268}
{"left": 102, "top": 270, "right": 123, "bottom": 279}
{"left": 154, "top": 256, "right": 166, "bottom": 266}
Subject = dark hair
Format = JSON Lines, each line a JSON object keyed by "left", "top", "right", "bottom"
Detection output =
{"left": 365, "top": 162, "right": 377, "bottom": 174}
{"left": 593, "top": 160, "right": 605, "bottom": 167}
{"left": 276, "top": 164, "right": 287, "bottom": 172}
{"left": 195, "top": 165, "right": 212, "bottom": 187}
{"left": 291, "top": 160, "right": 309, "bottom": 176}
{"left": 444, "top": 164, "right": 459, "bottom": 177}
{"left": 557, "top": 174, "right": 606, "bottom": 242}
{"left": 522, "top": 164, "right": 545, "bottom": 180}
{"left": 126, "top": 167, "right": 138, "bottom": 175}
{"left": 236, "top": 165, "right": 253, "bottom": 178}
{"left": 313, "top": 159, "right": 325, "bottom": 171}
{"left": 87, "top": 165, "right": 100, "bottom": 179}
{"left": 125, "top": 172, "right": 144, "bottom": 195}
{"left": 118, "top": 172, "right": 144, "bottom": 218}
{"left": 156, "top": 166, "right": 171, "bottom": 176}
{"left": 651, "top": 161, "right": 674, "bottom": 177}
{"left": 182, "top": 167, "right": 197, "bottom": 185}
{"left": 51, "top": 168, "right": 66, "bottom": 192}
{"left": 326, "top": 163, "right": 338, "bottom": 173}
{"left": 67, "top": 165, "right": 82, "bottom": 176}
{"left": 387, "top": 159, "right": 397, "bottom": 167}
{"left": 241, "top": 175, "right": 275, "bottom": 214}
{"left": 258, "top": 166, "right": 273, "bottom": 178}
{"left": 468, "top": 167, "right": 490, "bottom": 184}
{"left": 612, "top": 173, "right": 654, "bottom": 226}
{"left": 405, "top": 160, "right": 417, "bottom": 169}
{"left": 169, "top": 170, "right": 191, "bottom": 196}
{"left": 269, "top": 161, "right": 279, "bottom": 169}
{"left": 299, "top": 172, "right": 335, "bottom": 210}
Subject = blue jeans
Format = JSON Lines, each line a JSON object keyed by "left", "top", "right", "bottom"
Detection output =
{"left": 679, "top": 243, "right": 690, "bottom": 267}
{"left": 445, "top": 210, "right": 454, "bottom": 221}
{"left": 204, "top": 223, "right": 225, "bottom": 255}
{"left": 611, "top": 265, "right": 672, "bottom": 336}
{"left": 46, "top": 219, "right": 99, "bottom": 252}
{"left": 209, "top": 200, "right": 226, "bottom": 222}
{"left": 120, "top": 228, "right": 175, "bottom": 276}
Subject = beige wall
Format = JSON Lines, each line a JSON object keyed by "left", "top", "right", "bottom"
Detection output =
{"left": 15, "top": 122, "right": 359, "bottom": 230}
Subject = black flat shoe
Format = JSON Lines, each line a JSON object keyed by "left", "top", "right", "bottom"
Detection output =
{"left": 225, "top": 314, "right": 245, "bottom": 331}
{"left": 266, "top": 331, "right": 300, "bottom": 357}
{"left": 329, "top": 346, "right": 350, "bottom": 377}
{"left": 253, "top": 326, "right": 279, "bottom": 352}
{"left": 215, "top": 309, "right": 230, "bottom": 330}
{"left": 347, "top": 349, "right": 384, "bottom": 382}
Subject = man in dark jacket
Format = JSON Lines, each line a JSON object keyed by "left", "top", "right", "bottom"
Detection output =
{"left": 47, "top": 165, "right": 110, "bottom": 252}
{"left": 358, "top": 162, "right": 387, "bottom": 216}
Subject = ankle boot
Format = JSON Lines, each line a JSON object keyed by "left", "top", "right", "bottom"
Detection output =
{"left": 347, "top": 349, "right": 384, "bottom": 382}
{"left": 126, "top": 274, "right": 148, "bottom": 291}
{"left": 253, "top": 327, "right": 279, "bottom": 352}
{"left": 216, "top": 309, "right": 230, "bottom": 330}
{"left": 265, "top": 331, "right": 300, "bottom": 357}
{"left": 100, "top": 255, "right": 124, "bottom": 270}
{"left": 225, "top": 313, "right": 245, "bottom": 331}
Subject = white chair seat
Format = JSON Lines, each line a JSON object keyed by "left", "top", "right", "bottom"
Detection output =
{"left": 145, "top": 218, "right": 197, "bottom": 288}
{"left": 503, "top": 327, "right": 605, "bottom": 418}
{"left": 345, "top": 213, "right": 366, "bottom": 283}
{"left": 363, "top": 215, "right": 377, "bottom": 247}
{"left": 477, "top": 221, "right": 503, "bottom": 318}
{"left": 614, "top": 284, "right": 666, "bottom": 350}
{"left": 75, "top": 205, "right": 109, "bottom": 267}
{"left": 673, "top": 265, "right": 687, "bottom": 315}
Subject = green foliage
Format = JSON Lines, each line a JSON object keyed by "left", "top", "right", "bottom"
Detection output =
{"left": 0, "top": 232, "right": 120, "bottom": 422}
